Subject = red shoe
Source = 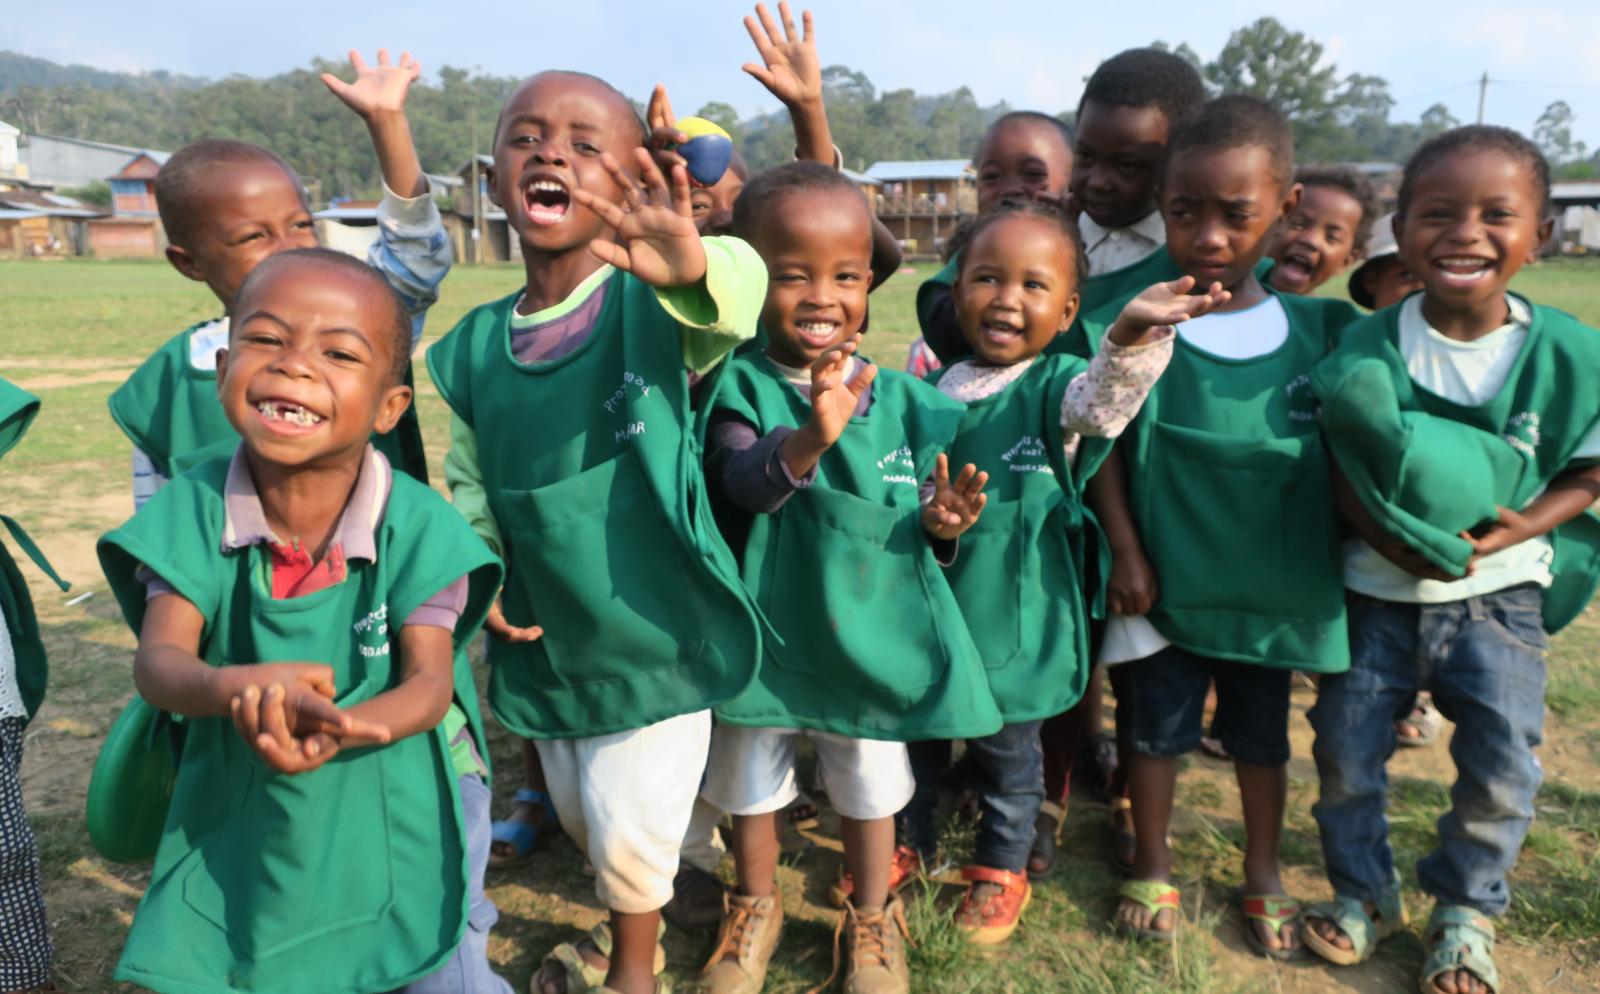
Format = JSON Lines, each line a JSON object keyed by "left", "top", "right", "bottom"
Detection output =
{"left": 828, "top": 844, "right": 922, "bottom": 908}
{"left": 954, "top": 865, "right": 1031, "bottom": 945}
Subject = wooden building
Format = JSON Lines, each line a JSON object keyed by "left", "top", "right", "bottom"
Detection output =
{"left": 863, "top": 159, "right": 977, "bottom": 259}
{"left": 0, "top": 189, "right": 103, "bottom": 258}
{"left": 87, "top": 150, "right": 171, "bottom": 258}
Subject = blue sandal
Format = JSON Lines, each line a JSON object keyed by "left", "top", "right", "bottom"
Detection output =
{"left": 1419, "top": 906, "right": 1499, "bottom": 994}
{"left": 489, "top": 787, "right": 558, "bottom": 868}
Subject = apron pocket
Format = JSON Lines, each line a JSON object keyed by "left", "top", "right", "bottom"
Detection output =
{"left": 498, "top": 448, "right": 713, "bottom": 687}
{"left": 946, "top": 498, "right": 1025, "bottom": 670}
{"left": 1142, "top": 422, "right": 1338, "bottom": 618}
{"left": 763, "top": 488, "right": 948, "bottom": 692}
{"left": 182, "top": 756, "right": 393, "bottom": 959}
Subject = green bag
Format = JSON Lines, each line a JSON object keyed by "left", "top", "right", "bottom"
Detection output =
{"left": 85, "top": 697, "right": 178, "bottom": 863}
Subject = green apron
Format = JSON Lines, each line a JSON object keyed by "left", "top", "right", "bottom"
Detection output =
{"left": 1099, "top": 290, "right": 1358, "bottom": 672}
{"left": 927, "top": 355, "right": 1112, "bottom": 720}
{"left": 710, "top": 353, "right": 1001, "bottom": 740}
{"left": 97, "top": 456, "right": 501, "bottom": 994}
{"left": 1310, "top": 294, "right": 1600, "bottom": 632}
{"left": 426, "top": 279, "right": 761, "bottom": 739}
{"left": 0, "top": 379, "right": 70, "bottom": 723}
{"left": 109, "top": 321, "right": 431, "bottom": 482}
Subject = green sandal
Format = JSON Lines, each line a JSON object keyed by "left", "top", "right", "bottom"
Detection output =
{"left": 1302, "top": 884, "right": 1408, "bottom": 966}
{"left": 532, "top": 922, "right": 667, "bottom": 994}
{"left": 1115, "top": 880, "right": 1181, "bottom": 941}
{"left": 1418, "top": 906, "right": 1499, "bottom": 994}
{"left": 1239, "top": 893, "right": 1305, "bottom": 962}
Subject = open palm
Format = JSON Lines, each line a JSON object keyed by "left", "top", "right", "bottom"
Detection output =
{"left": 321, "top": 48, "right": 419, "bottom": 118}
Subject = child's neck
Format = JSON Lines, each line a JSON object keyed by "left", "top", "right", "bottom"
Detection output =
{"left": 1421, "top": 292, "right": 1513, "bottom": 342}
{"left": 245, "top": 448, "right": 363, "bottom": 562}
{"left": 518, "top": 244, "right": 609, "bottom": 315}
{"left": 1214, "top": 272, "right": 1269, "bottom": 313}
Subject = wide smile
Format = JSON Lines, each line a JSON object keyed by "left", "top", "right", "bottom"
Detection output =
{"left": 252, "top": 397, "right": 327, "bottom": 436}
{"left": 523, "top": 177, "right": 571, "bottom": 227}
{"left": 980, "top": 319, "right": 1023, "bottom": 345}
{"left": 1276, "top": 250, "right": 1317, "bottom": 287}
{"left": 793, "top": 319, "right": 842, "bottom": 348}
{"left": 1431, "top": 255, "right": 1495, "bottom": 289}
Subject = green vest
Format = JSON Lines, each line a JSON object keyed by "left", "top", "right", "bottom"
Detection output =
{"left": 0, "top": 379, "right": 70, "bottom": 724}
{"left": 1090, "top": 290, "right": 1359, "bottom": 672}
{"left": 109, "top": 321, "right": 430, "bottom": 482}
{"left": 710, "top": 353, "right": 1002, "bottom": 740}
{"left": 97, "top": 456, "right": 501, "bottom": 994}
{"left": 927, "top": 355, "right": 1112, "bottom": 719}
{"left": 426, "top": 280, "right": 761, "bottom": 739}
{"left": 1310, "top": 295, "right": 1600, "bottom": 632}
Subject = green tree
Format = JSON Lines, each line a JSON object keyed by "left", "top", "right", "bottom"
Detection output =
{"left": 1534, "top": 100, "right": 1585, "bottom": 165}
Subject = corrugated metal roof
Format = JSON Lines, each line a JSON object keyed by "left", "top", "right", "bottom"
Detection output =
{"left": 0, "top": 189, "right": 104, "bottom": 217}
{"left": 315, "top": 206, "right": 379, "bottom": 221}
{"left": 0, "top": 207, "right": 44, "bottom": 219}
{"left": 864, "top": 159, "right": 974, "bottom": 181}
{"left": 840, "top": 167, "right": 881, "bottom": 186}
{"left": 1553, "top": 181, "right": 1600, "bottom": 201}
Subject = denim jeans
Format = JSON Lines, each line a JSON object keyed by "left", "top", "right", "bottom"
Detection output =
{"left": 396, "top": 773, "right": 513, "bottom": 994}
{"left": 1310, "top": 585, "right": 1547, "bottom": 917}
{"left": 899, "top": 721, "right": 1044, "bottom": 873}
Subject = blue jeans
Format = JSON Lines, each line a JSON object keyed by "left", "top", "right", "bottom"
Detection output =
{"left": 899, "top": 721, "right": 1044, "bottom": 873}
{"left": 1310, "top": 586, "right": 1547, "bottom": 917}
{"left": 397, "top": 774, "right": 513, "bottom": 994}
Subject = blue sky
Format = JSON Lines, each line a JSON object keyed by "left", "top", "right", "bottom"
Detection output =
{"left": 13, "top": 0, "right": 1600, "bottom": 154}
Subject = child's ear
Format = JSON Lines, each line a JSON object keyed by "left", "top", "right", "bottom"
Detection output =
{"left": 1058, "top": 291, "right": 1081, "bottom": 333}
{"left": 166, "top": 244, "right": 207, "bottom": 284}
{"left": 373, "top": 382, "right": 414, "bottom": 435}
{"left": 484, "top": 164, "right": 502, "bottom": 210}
{"left": 1531, "top": 215, "right": 1556, "bottom": 262}
{"left": 1280, "top": 181, "right": 1304, "bottom": 221}
{"left": 213, "top": 348, "right": 230, "bottom": 395}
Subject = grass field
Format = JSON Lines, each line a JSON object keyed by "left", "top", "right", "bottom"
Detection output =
{"left": 3, "top": 256, "right": 1600, "bottom": 994}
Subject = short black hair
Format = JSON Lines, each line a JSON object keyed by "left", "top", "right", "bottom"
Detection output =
{"left": 978, "top": 111, "right": 1074, "bottom": 160}
{"left": 732, "top": 160, "right": 869, "bottom": 242}
{"left": 1397, "top": 124, "right": 1551, "bottom": 218}
{"left": 955, "top": 199, "right": 1087, "bottom": 290}
{"left": 1162, "top": 95, "right": 1294, "bottom": 191}
{"left": 1078, "top": 48, "right": 1208, "bottom": 125}
{"left": 156, "top": 139, "right": 303, "bottom": 250}
{"left": 494, "top": 70, "right": 646, "bottom": 148}
{"left": 233, "top": 248, "right": 412, "bottom": 384}
{"left": 1296, "top": 164, "right": 1379, "bottom": 254}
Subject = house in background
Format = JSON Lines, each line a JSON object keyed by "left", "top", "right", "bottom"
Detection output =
{"left": 1552, "top": 180, "right": 1600, "bottom": 254}
{"left": 445, "top": 155, "right": 519, "bottom": 263}
{"left": 0, "top": 188, "right": 103, "bottom": 257}
{"left": 13, "top": 131, "right": 161, "bottom": 191}
{"left": 0, "top": 121, "right": 24, "bottom": 188}
{"left": 88, "top": 150, "right": 171, "bottom": 259}
{"left": 863, "top": 159, "right": 976, "bottom": 259}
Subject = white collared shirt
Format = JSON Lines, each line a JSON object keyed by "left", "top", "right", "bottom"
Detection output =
{"left": 1079, "top": 210, "right": 1167, "bottom": 277}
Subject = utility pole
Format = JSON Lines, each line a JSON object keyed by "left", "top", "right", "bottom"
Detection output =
{"left": 1477, "top": 71, "right": 1489, "bottom": 125}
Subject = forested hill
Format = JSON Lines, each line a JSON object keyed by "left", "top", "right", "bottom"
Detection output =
{"left": 3, "top": 18, "right": 1591, "bottom": 200}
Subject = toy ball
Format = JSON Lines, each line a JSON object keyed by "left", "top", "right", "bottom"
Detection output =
{"left": 671, "top": 117, "right": 735, "bottom": 188}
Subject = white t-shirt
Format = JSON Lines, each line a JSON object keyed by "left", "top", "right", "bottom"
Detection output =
{"left": 1101, "top": 298, "right": 1291, "bottom": 663}
{"left": 1344, "top": 294, "right": 1600, "bottom": 603}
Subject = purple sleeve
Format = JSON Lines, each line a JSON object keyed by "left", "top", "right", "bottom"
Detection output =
{"left": 705, "top": 411, "right": 815, "bottom": 515}
{"left": 402, "top": 575, "right": 469, "bottom": 630}
{"left": 139, "top": 564, "right": 177, "bottom": 600}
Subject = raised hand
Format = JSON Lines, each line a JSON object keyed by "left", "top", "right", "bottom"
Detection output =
{"left": 320, "top": 48, "right": 420, "bottom": 121}
{"left": 807, "top": 334, "right": 877, "bottom": 447}
{"left": 644, "top": 84, "right": 689, "bottom": 175}
{"left": 742, "top": 2, "right": 823, "bottom": 109}
{"left": 922, "top": 453, "right": 989, "bottom": 541}
{"left": 571, "top": 149, "right": 706, "bottom": 287}
{"left": 1107, "top": 276, "right": 1232, "bottom": 347}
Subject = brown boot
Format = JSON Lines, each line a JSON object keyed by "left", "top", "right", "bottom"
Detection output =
{"left": 701, "top": 891, "right": 783, "bottom": 994}
{"left": 839, "top": 894, "right": 911, "bottom": 994}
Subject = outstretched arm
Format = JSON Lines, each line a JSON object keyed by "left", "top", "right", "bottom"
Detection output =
{"left": 322, "top": 49, "right": 427, "bottom": 198}
{"left": 743, "top": 2, "right": 833, "bottom": 165}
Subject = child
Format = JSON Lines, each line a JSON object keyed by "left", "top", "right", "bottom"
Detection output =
{"left": 1348, "top": 211, "right": 1425, "bottom": 312}
{"left": 1305, "top": 126, "right": 1600, "bottom": 994}
{"left": 427, "top": 70, "right": 767, "bottom": 994}
{"left": 1266, "top": 165, "right": 1377, "bottom": 296}
{"left": 96, "top": 249, "right": 505, "bottom": 994}
{"left": 914, "top": 110, "right": 1075, "bottom": 362}
{"left": 0, "top": 379, "right": 69, "bottom": 994}
{"left": 903, "top": 199, "right": 1228, "bottom": 944}
{"left": 697, "top": 161, "right": 996, "bottom": 994}
{"left": 109, "top": 49, "right": 449, "bottom": 505}
{"left": 1082, "top": 96, "right": 1360, "bottom": 959}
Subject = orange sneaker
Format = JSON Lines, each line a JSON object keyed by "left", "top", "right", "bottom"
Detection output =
{"left": 828, "top": 845, "right": 923, "bottom": 908}
{"left": 954, "top": 865, "right": 1031, "bottom": 945}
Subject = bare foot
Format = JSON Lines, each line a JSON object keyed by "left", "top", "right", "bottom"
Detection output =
{"left": 1428, "top": 968, "right": 1492, "bottom": 994}
{"left": 533, "top": 936, "right": 608, "bottom": 994}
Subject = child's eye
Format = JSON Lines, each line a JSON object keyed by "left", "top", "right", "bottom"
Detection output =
{"left": 1025, "top": 280, "right": 1047, "bottom": 290}
{"left": 512, "top": 134, "right": 538, "bottom": 147}
{"left": 1228, "top": 211, "right": 1254, "bottom": 223}
{"left": 326, "top": 349, "right": 361, "bottom": 363}
{"left": 1326, "top": 231, "right": 1344, "bottom": 246}
{"left": 974, "top": 274, "right": 998, "bottom": 285}
{"left": 774, "top": 274, "right": 805, "bottom": 283}
{"left": 1484, "top": 207, "right": 1516, "bottom": 221}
